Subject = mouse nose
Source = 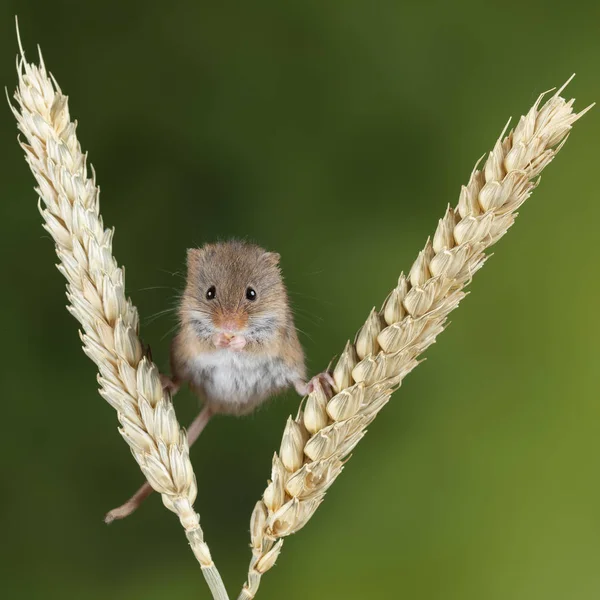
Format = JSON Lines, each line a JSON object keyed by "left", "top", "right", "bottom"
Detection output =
{"left": 222, "top": 319, "right": 239, "bottom": 332}
{"left": 216, "top": 312, "right": 248, "bottom": 332}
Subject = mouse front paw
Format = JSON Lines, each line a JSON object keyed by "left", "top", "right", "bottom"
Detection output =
{"left": 211, "top": 333, "right": 247, "bottom": 351}
{"left": 212, "top": 333, "right": 231, "bottom": 348}
{"left": 228, "top": 335, "right": 247, "bottom": 351}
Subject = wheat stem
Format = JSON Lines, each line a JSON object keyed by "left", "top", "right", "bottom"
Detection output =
{"left": 9, "top": 28, "right": 229, "bottom": 600}
{"left": 237, "top": 80, "right": 593, "bottom": 599}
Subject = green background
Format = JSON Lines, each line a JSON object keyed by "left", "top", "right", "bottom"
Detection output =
{"left": 1, "top": 1, "right": 599, "bottom": 599}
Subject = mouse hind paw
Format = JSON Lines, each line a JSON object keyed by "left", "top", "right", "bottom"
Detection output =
{"left": 160, "top": 374, "right": 180, "bottom": 396}
{"left": 295, "top": 371, "right": 336, "bottom": 398}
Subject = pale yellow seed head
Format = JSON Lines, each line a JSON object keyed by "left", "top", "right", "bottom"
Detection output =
{"left": 303, "top": 381, "right": 329, "bottom": 434}
{"left": 355, "top": 308, "right": 383, "bottom": 360}
{"left": 332, "top": 340, "right": 358, "bottom": 391}
{"left": 255, "top": 540, "right": 283, "bottom": 573}
{"left": 280, "top": 417, "right": 306, "bottom": 472}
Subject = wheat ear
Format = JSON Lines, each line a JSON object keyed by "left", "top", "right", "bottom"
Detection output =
{"left": 9, "top": 31, "right": 230, "bottom": 600}
{"left": 238, "top": 80, "right": 592, "bottom": 599}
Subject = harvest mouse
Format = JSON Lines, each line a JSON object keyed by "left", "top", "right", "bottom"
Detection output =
{"left": 105, "top": 240, "right": 334, "bottom": 523}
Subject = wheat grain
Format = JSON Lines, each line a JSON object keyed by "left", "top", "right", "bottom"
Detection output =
{"left": 10, "top": 28, "right": 229, "bottom": 600}
{"left": 237, "top": 80, "right": 592, "bottom": 599}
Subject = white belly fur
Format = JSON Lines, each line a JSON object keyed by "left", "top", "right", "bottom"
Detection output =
{"left": 188, "top": 349, "right": 299, "bottom": 415}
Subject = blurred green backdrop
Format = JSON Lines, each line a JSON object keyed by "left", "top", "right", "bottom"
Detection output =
{"left": 1, "top": 1, "right": 599, "bottom": 599}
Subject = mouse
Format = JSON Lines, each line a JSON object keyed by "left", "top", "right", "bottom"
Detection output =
{"left": 168, "top": 240, "right": 331, "bottom": 414}
{"left": 105, "top": 240, "right": 334, "bottom": 523}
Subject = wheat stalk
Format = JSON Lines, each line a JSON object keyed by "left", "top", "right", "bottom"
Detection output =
{"left": 9, "top": 29, "right": 230, "bottom": 600}
{"left": 237, "top": 81, "right": 592, "bottom": 599}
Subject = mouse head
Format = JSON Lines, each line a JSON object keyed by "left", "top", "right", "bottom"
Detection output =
{"left": 181, "top": 240, "right": 288, "bottom": 344}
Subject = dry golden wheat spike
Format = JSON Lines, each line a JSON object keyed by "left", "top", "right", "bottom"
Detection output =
{"left": 237, "top": 80, "right": 592, "bottom": 600}
{"left": 9, "top": 29, "right": 230, "bottom": 600}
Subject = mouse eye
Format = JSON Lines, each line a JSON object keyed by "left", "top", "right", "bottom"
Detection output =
{"left": 246, "top": 287, "right": 257, "bottom": 301}
{"left": 206, "top": 286, "right": 216, "bottom": 300}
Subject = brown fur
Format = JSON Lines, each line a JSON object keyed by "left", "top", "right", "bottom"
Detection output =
{"left": 170, "top": 240, "right": 307, "bottom": 413}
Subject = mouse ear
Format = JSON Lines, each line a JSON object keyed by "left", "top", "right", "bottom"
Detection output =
{"left": 262, "top": 251, "right": 281, "bottom": 266}
{"left": 186, "top": 248, "right": 204, "bottom": 268}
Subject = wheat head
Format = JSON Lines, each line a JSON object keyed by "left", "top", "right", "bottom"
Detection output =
{"left": 237, "top": 80, "right": 592, "bottom": 599}
{"left": 10, "top": 32, "right": 230, "bottom": 600}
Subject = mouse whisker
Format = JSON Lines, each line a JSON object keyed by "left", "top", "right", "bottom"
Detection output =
{"left": 160, "top": 323, "right": 180, "bottom": 341}
{"left": 137, "top": 285, "right": 179, "bottom": 293}
{"left": 159, "top": 268, "right": 186, "bottom": 280}
{"left": 290, "top": 307, "right": 323, "bottom": 326}
{"left": 288, "top": 290, "right": 335, "bottom": 306}
{"left": 144, "top": 307, "right": 178, "bottom": 325}
{"left": 294, "top": 325, "right": 314, "bottom": 343}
